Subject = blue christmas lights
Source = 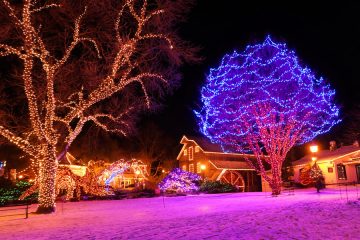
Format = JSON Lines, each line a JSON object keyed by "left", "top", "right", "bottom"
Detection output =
{"left": 158, "top": 168, "right": 201, "bottom": 193}
{"left": 195, "top": 36, "right": 340, "bottom": 153}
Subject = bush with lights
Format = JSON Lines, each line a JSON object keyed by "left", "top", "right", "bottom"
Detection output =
{"left": 0, "top": 179, "right": 37, "bottom": 206}
{"left": 158, "top": 168, "right": 201, "bottom": 193}
{"left": 200, "top": 180, "right": 238, "bottom": 194}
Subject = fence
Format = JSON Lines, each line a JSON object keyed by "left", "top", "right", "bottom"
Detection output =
{"left": 0, "top": 202, "right": 30, "bottom": 219}
{"left": 335, "top": 181, "right": 359, "bottom": 202}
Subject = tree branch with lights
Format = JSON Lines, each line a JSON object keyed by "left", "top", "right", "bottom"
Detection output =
{"left": 0, "top": 0, "right": 195, "bottom": 213}
{"left": 195, "top": 36, "right": 340, "bottom": 195}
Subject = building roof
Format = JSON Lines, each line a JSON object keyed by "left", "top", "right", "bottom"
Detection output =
{"left": 209, "top": 160, "right": 254, "bottom": 170}
{"left": 183, "top": 135, "right": 223, "bottom": 152}
{"left": 177, "top": 135, "right": 268, "bottom": 160}
{"left": 292, "top": 145, "right": 360, "bottom": 166}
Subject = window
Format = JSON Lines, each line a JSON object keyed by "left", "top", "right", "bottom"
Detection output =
{"left": 195, "top": 146, "right": 200, "bottom": 153}
{"left": 189, "top": 164, "right": 194, "bottom": 173}
{"left": 189, "top": 147, "right": 194, "bottom": 160}
{"left": 184, "top": 149, "right": 187, "bottom": 156}
{"left": 197, "top": 162, "right": 201, "bottom": 173}
{"left": 182, "top": 165, "right": 187, "bottom": 171}
{"left": 337, "top": 164, "right": 347, "bottom": 180}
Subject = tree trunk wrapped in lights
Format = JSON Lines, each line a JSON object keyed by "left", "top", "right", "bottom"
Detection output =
{"left": 0, "top": 0, "right": 196, "bottom": 213}
{"left": 195, "top": 36, "right": 340, "bottom": 195}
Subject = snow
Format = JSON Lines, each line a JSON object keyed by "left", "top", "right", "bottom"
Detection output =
{"left": 1, "top": 186, "right": 360, "bottom": 239}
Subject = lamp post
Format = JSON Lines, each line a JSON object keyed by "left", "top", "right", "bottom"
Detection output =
{"left": 135, "top": 170, "right": 140, "bottom": 188}
{"left": 310, "top": 144, "right": 318, "bottom": 164}
{"left": 200, "top": 164, "right": 206, "bottom": 179}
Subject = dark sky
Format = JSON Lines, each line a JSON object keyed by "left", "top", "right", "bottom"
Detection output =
{"left": 145, "top": 0, "right": 360, "bottom": 148}
{"left": 3, "top": 0, "right": 360, "bottom": 168}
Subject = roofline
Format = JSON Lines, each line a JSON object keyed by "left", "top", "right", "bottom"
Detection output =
{"left": 176, "top": 135, "right": 189, "bottom": 160}
{"left": 209, "top": 160, "right": 255, "bottom": 171}
{"left": 292, "top": 149, "right": 360, "bottom": 166}
{"left": 177, "top": 135, "right": 205, "bottom": 160}
{"left": 177, "top": 135, "right": 269, "bottom": 160}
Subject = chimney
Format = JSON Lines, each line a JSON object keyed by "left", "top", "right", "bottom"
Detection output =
{"left": 329, "top": 141, "right": 336, "bottom": 151}
{"left": 353, "top": 140, "right": 359, "bottom": 147}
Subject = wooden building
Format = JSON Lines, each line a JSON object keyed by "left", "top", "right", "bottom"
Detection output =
{"left": 292, "top": 142, "right": 360, "bottom": 185}
{"left": 177, "top": 135, "right": 262, "bottom": 192}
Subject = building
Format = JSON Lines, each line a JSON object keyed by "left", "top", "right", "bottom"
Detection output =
{"left": 59, "top": 153, "right": 146, "bottom": 190}
{"left": 292, "top": 142, "right": 360, "bottom": 185}
{"left": 177, "top": 135, "right": 262, "bottom": 191}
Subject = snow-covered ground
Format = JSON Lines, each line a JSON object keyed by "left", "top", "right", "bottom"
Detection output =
{"left": 1, "top": 187, "right": 360, "bottom": 239}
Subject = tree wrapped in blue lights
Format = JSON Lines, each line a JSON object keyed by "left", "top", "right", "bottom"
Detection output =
{"left": 158, "top": 168, "right": 201, "bottom": 193}
{"left": 195, "top": 36, "right": 340, "bottom": 195}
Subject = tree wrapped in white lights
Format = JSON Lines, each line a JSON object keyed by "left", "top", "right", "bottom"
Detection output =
{"left": 0, "top": 0, "right": 194, "bottom": 213}
{"left": 196, "top": 36, "right": 340, "bottom": 195}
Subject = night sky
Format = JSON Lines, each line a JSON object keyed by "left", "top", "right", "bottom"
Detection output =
{"left": 2, "top": 0, "right": 360, "bottom": 168}
{"left": 146, "top": 0, "right": 360, "bottom": 150}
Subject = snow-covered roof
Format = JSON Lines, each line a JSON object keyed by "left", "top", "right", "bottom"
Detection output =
{"left": 182, "top": 135, "right": 223, "bottom": 152}
{"left": 292, "top": 145, "right": 360, "bottom": 166}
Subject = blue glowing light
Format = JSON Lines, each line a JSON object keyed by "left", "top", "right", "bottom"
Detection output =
{"left": 195, "top": 36, "right": 340, "bottom": 153}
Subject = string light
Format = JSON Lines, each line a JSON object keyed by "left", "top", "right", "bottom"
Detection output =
{"left": 20, "top": 159, "right": 148, "bottom": 200}
{"left": 159, "top": 168, "right": 201, "bottom": 193}
{"left": 195, "top": 36, "right": 340, "bottom": 195}
{"left": 99, "top": 159, "right": 147, "bottom": 189}
{"left": 0, "top": 0, "right": 175, "bottom": 212}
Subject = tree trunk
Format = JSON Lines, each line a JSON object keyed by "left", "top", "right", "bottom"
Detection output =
{"left": 270, "top": 165, "right": 282, "bottom": 196}
{"left": 36, "top": 146, "right": 58, "bottom": 213}
{"left": 270, "top": 179, "right": 282, "bottom": 195}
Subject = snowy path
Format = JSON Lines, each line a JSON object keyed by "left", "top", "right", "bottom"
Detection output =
{"left": 1, "top": 188, "right": 360, "bottom": 239}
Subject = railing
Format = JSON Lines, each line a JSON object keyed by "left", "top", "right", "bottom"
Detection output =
{"left": 335, "top": 181, "right": 359, "bottom": 202}
{"left": 0, "top": 202, "right": 30, "bottom": 219}
{"left": 282, "top": 181, "right": 295, "bottom": 195}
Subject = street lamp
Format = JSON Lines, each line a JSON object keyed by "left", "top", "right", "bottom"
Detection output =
{"left": 310, "top": 145, "right": 318, "bottom": 153}
{"left": 310, "top": 144, "right": 318, "bottom": 162}
{"left": 200, "top": 164, "right": 206, "bottom": 179}
{"left": 135, "top": 170, "right": 141, "bottom": 187}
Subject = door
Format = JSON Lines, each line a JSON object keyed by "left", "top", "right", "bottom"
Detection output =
{"left": 356, "top": 165, "right": 360, "bottom": 183}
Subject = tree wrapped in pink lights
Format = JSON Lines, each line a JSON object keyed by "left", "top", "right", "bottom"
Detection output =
{"left": 195, "top": 36, "right": 340, "bottom": 195}
{"left": 159, "top": 168, "right": 201, "bottom": 193}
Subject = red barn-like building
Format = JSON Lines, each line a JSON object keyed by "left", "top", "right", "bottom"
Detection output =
{"left": 176, "top": 135, "right": 262, "bottom": 192}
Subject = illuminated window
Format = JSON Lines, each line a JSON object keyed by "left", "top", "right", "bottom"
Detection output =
{"left": 195, "top": 146, "right": 200, "bottom": 152}
{"left": 184, "top": 149, "right": 187, "bottom": 156}
{"left": 337, "top": 164, "right": 347, "bottom": 180}
{"left": 197, "top": 162, "right": 201, "bottom": 173}
{"left": 182, "top": 165, "right": 187, "bottom": 171}
{"left": 189, "top": 164, "right": 194, "bottom": 173}
{"left": 189, "top": 147, "right": 194, "bottom": 160}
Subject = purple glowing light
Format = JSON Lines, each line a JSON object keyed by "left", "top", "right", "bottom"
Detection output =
{"left": 195, "top": 36, "right": 340, "bottom": 152}
{"left": 158, "top": 168, "right": 201, "bottom": 193}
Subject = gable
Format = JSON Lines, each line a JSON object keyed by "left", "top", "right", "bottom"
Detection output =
{"left": 177, "top": 136, "right": 203, "bottom": 160}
